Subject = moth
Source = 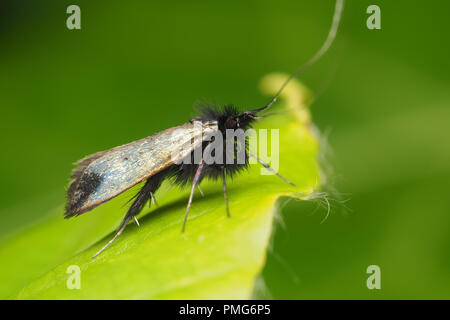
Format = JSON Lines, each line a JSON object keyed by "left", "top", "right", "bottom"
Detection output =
{"left": 65, "top": 0, "right": 344, "bottom": 258}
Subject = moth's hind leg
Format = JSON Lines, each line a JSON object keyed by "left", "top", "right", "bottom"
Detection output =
{"left": 92, "top": 174, "right": 164, "bottom": 258}
{"left": 182, "top": 161, "right": 205, "bottom": 232}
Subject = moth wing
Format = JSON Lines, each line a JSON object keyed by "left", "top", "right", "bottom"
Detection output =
{"left": 65, "top": 121, "right": 217, "bottom": 217}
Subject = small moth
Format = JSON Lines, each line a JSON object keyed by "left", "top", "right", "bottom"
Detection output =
{"left": 65, "top": 0, "right": 344, "bottom": 258}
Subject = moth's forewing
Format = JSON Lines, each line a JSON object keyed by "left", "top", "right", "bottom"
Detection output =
{"left": 66, "top": 121, "right": 218, "bottom": 217}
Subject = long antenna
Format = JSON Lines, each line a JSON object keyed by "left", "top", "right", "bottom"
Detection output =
{"left": 257, "top": 0, "right": 344, "bottom": 113}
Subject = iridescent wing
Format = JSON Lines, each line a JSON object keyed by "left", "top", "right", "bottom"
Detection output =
{"left": 65, "top": 120, "right": 218, "bottom": 217}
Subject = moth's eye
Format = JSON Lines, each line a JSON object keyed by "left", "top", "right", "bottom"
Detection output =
{"left": 225, "top": 118, "right": 237, "bottom": 129}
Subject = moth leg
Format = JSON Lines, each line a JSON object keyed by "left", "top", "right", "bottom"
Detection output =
{"left": 249, "top": 153, "right": 296, "bottom": 186}
{"left": 134, "top": 216, "right": 140, "bottom": 226}
{"left": 182, "top": 161, "right": 205, "bottom": 232}
{"left": 221, "top": 167, "right": 231, "bottom": 218}
{"left": 92, "top": 215, "right": 131, "bottom": 258}
{"left": 92, "top": 179, "right": 154, "bottom": 258}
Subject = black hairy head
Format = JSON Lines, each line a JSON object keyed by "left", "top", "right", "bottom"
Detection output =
{"left": 168, "top": 103, "right": 261, "bottom": 185}
{"left": 196, "top": 103, "right": 259, "bottom": 134}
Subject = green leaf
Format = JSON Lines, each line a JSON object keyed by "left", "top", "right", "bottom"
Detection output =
{"left": 0, "top": 74, "right": 320, "bottom": 299}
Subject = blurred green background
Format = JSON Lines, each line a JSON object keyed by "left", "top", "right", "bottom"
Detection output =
{"left": 0, "top": 0, "right": 449, "bottom": 299}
